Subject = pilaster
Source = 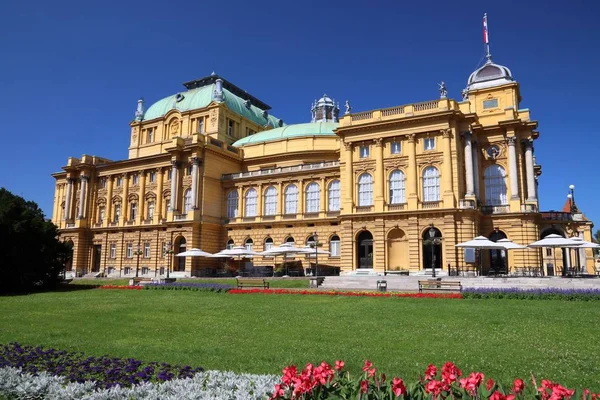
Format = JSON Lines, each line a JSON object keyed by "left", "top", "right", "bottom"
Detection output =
{"left": 406, "top": 134, "right": 418, "bottom": 209}
{"left": 462, "top": 131, "right": 475, "bottom": 198}
{"left": 506, "top": 135, "right": 520, "bottom": 211}
{"left": 441, "top": 129, "right": 455, "bottom": 208}
{"left": 138, "top": 170, "right": 146, "bottom": 224}
{"left": 342, "top": 142, "right": 354, "bottom": 214}
{"left": 154, "top": 168, "right": 163, "bottom": 224}
{"left": 106, "top": 175, "right": 113, "bottom": 225}
{"left": 319, "top": 177, "right": 327, "bottom": 217}
{"left": 121, "top": 173, "right": 129, "bottom": 225}
{"left": 374, "top": 138, "right": 385, "bottom": 212}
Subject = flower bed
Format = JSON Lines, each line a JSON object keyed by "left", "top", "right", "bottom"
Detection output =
{"left": 99, "top": 285, "right": 143, "bottom": 290}
{"left": 144, "top": 282, "right": 233, "bottom": 292}
{"left": 462, "top": 287, "right": 600, "bottom": 301}
{"left": 268, "top": 360, "right": 597, "bottom": 399}
{"left": 229, "top": 289, "right": 462, "bottom": 299}
{"left": 0, "top": 343, "right": 202, "bottom": 389}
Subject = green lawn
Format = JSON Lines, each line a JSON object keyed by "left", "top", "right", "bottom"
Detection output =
{"left": 68, "top": 278, "right": 309, "bottom": 288}
{"left": 1, "top": 290, "right": 599, "bottom": 389}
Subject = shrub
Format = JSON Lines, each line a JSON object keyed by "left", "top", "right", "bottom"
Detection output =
{"left": 144, "top": 282, "right": 233, "bottom": 292}
{"left": 462, "top": 288, "right": 600, "bottom": 301}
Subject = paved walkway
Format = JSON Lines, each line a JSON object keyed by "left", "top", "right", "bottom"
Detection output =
{"left": 319, "top": 275, "right": 600, "bottom": 291}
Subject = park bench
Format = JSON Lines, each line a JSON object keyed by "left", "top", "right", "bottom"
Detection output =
{"left": 236, "top": 278, "right": 270, "bottom": 289}
{"left": 129, "top": 277, "right": 152, "bottom": 286}
{"left": 309, "top": 277, "right": 325, "bottom": 288}
{"left": 384, "top": 270, "right": 409, "bottom": 276}
{"left": 418, "top": 280, "right": 462, "bottom": 293}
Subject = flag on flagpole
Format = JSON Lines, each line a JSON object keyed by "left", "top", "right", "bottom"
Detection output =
{"left": 483, "top": 13, "right": 489, "bottom": 44}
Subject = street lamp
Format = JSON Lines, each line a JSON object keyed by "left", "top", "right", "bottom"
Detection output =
{"left": 428, "top": 225, "right": 436, "bottom": 278}
{"left": 312, "top": 232, "right": 319, "bottom": 277}
{"left": 133, "top": 244, "right": 143, "bottom": 277}
{"left": 568, "top": 184, "right": 578, "bottom": 214}
{"left": 163, "top": 242, "right": 173, "bottom": 279}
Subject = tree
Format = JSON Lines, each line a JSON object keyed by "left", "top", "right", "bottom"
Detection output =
{"left": 0, "top": 188, "right": 71, "bottom": 293}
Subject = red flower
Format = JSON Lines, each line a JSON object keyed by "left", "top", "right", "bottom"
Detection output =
{"left": 487, "top": 378, "right": 496, "bottom": 390}
{"left": 269, "top": 383, "right": 285, "bottom": 399}
{"left": 281, "top": 365, "right": 297, "bottom": 386}
{"left": 334, "top": 360, "right": 345, "bottom": 371}
{"left": 441, "top": 361, "right": 462, "bottom": 384}
{"left": 425, "top": 364, "right": 437, "bottom": 380}
{"left": 512, "top": 378, "right": 525, "bottom": 394}
{"left": 490, "top": 390, "right": 516, "bottom": 400}
{"left": 425, "top": 379, "right": 443, "bottom": 397}
{"left": 460, "top": 372, "right": 484, "bottom": 395}
{"left": 392, "top": 377, "right": 407, "bottom": 397}
{"left": 363, "top": 360, "right": 373, "bottom": 372}
{"left": 360, "top": 379, "right": 369, "bottom": 393}
{"left": 368, "top": 368, "right": 377, "bottom": 378}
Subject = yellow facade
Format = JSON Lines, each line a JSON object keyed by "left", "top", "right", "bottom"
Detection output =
{"left": 51, "top": 67, "right": 595, "bottom": 278}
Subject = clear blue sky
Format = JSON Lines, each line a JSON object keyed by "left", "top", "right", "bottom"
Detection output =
{"left": 1, "top": 0, "right": 598, "bottom": 231}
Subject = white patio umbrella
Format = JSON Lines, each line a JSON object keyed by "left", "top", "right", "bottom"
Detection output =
{"left": 175, "top": 248, "right": 213, "bottom": 257}
{"left": 528, "top": 234, "right": 583, "bottom": 276}
{"left": 495, "top": 238, "right": 528, "bottom": 274}
{"left": 207, "top": 246, "right": 262, "bottom": 276}
{"left": 562, "top": 237, "right": 599, "bottom": 275}
{"left": 260, "top": 243, "right": 313, "bottom": 276}
{"left": 456, "top": 236, "right": 507, "bottom": 276}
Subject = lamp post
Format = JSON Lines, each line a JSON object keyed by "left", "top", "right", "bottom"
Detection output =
{"left": 428, "top": 225, "right": 436, "bottom": 278}
{"left": 568, "top": 184, "right": 578, "bottom": 213}
{"left": 313, "top": 232, "right": 319, "bottom": 277}
{"left": 163, "top": 242, "right": 173, "bottom": 279}
{"left": 134, "top": 244, "right": 143, "bottom": 277}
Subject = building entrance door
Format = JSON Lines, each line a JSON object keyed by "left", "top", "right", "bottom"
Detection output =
{"left": 357, "top": 231, "right": 373, "bottom": 269}
{"left": 92, "top": 245, "right": 101, "bottom": 273}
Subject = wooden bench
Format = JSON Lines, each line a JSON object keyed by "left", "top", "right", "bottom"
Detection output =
{"left": 236, "top": 278, "right": 269, "bottom": 289}
{"left": 129, "top": 277, "right": 152, "bottom": 286}
{"left": 418, "top": 280, "right": 462, "bottom": 293}
{"left": 309, "top": 277, "right": 325, "bottom": 288}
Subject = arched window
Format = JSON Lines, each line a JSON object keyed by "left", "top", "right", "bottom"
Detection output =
{"left": 330, "top": 235, "right": 340, "bottom": 257}
{"left": 227, "top": 190, "right": 239, "bottom": 218}
{"left": 264, "top": 237, "right": 274, "bottom": 251}
{"left": 176, "top": 237, "right": 187, "bottom": 272}
{"left": 305, "top": 183, "right": 320, "bottom": 213}
{"left": 130, "top": 202, "right": 137, "bottom": 220}
{"left": 245, "top": 238, "right": 254, "bottom": 251}
{"left": 389, "top": 170, "right": 406, "bottom": 204}
{"left": 183, "top": 189, "right": 192, "bottom": 213}
{"left": 358, "top": 173, "right": 373, "bottom": 206}
{"left": 245, "top": 188, "right": 257, "bottom": 217}
{"left": 226, "top": 239, "right": 235, "bottom": 250}
{"left": 484, "top": 165, "right": 508, "bottom": 206}
{"left": 98, "top": 205, "right": 105, "bottom": 223}
{"left": 264, "top": 186, "right": 277, "bottom": 216}
{"left": 328, "top": 180, "right": 340, "bottom": 211}
{"left": 286, "top": 236, "right": 295, "bottom": 244}
{"left": 422, "top": 166, "right": 440, "bottom": 202}
{"left": 113, "top": 203, "right": 121, "bottom": 222}
{"left": 284, "top": 185, "right": 298, "bottom": 214}
{"left": 147, "top": 200, "right": 155, "bottom": 219}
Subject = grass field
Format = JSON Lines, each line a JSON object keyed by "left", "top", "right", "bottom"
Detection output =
{"left": 1, "top": 289, "right": 599, "bottom": 389}
{"left": 68, "top": 278, "right": 310, "bottom": 288}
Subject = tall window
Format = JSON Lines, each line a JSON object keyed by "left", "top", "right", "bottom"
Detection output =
{"left": 227, "top": 190, "right": 239, "bottom": 218}
{"left": 98, "top": 206, "right": 105, "bottom": 223}
{"left": 114, "top": 204, "right": 121, "bottom": 222}
{"left": 424, "top": 138, "right": 435, "bottom": 150}
{"left": 184, "top": 189, "right": 193, "bottom": 213}
{"left": 197, "top": 118, "right": 204, "bottom": 133}
{"left": 245, "top": 238, "right": 253, "bottom": 251}
{"left": 484, "top": 165, "right": 508, "bottom": 206}
{"left": 130, "top": 202, "right": 137, "bottom": 220}
{"left": 264, "top": 237, "right": 273, "bottom": 251}
{"left": 360, "top": 145, "right": 370, "bottom": 158}
{"left": 330, "top": 235, "right": 341, "bottom": 257}
{"left": 126, "top": 243, "right": 133, "bottom": 258}
{"left": 423, "top": 166, "right": 440, "bottom": 202}
{"left": 99, "top": 178, "right": 107, "bottom": 189}
{"left": 144, "top": 200, "right": 154, "bottom": 219}
{"left": 149, "top": 171, "right": 156, "bottom": 183}
{"left": 391, "top": 141, "right": 401, "bottom": 154}
{"left": 245, "top": 188, "right": 257, "bottom": 217}
{"left": 264, "top": 186, "right": 277, "bottom": 216}
{"left": 116, "top": 177, "right": 122, "bottom": 187}
{"left": 146, "top": 128, "right": 154, "bottom": 143}
{"left": 143, "top": 242, "right": 151, "bottom": 258}
{"left": 132, "top": 174, "right": 139, "bottom": 185}
{"left": 284, "top": 185, "right": 298, "bottom": 214}
{"left": 305, "top": 182, "right": 320, "bottom": 213}
{"left": 389, "top": 170, "right": 406, "bottom": 204}
{"left": 358, "top": 173, "right": 373, "bottom": 206}
{"left": 109, "top": 243, "right": 116, "bottom": 259}
{"left": 228, "top": 120, "right": 234, "bottom": 136}
{"left": 167, "top": 169, "right": 172, "bottom": 181}
{"left": 328, "top": 180, "right": 340, "bottom": 211}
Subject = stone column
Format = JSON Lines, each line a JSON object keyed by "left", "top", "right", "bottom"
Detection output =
{"left": 155, "top": 168, "right": 163, "bottom": 223}
{"left": 256, "top": 184, "right": 263, "bottom": 217}
{"left": 190, "top": 157, "right": 200, "bottom": 209}
{"left": 406, "top": 134, "right": 418, "bottom": 209}
{"left": 374, "top": 138, "right": 385, "bottom": 212}
{"left": 121, "top": 173, "right": 129, "bottom": 224}
{"left": 237, "top": 186, "right": 243, "bottom": 220}
{"left": 277, "top": 182, "right": 283, "bottom": 217}
{"left": 297, "top": 180, "right": 304, "bottom": 215}
{"left": 320, "top": 177, "right": 327, "bottom": 216}
{"left": 523, "top": 140, "right": 537, "bottom": 201}
{"left": 441, "top": 129, "right": 455, "bottom": 207}
{"left": 463, "top": 131, "right": 475, "bottom": 197}
{"left": 472, "top": 141, "right": 480, "bottom": 200}
{"left": 170, "top": 161, "right": 180, "bottom": 211}
{"left": 64, "top": 177, "right": 74, "bottom": 220}
{"left": 106, "top": 175, "right": 113, "bottom": 224}
{"left": 77, "top": 175, "right": 88, "bottom": 219}
{"left": 342, "top": 142, "right": 354, "bottom": 214}
{"left": 138, "top": 170, "right": 146, "bottom": 222}
{"left": 507, "top": 136, "right": 519, "bottom": 199}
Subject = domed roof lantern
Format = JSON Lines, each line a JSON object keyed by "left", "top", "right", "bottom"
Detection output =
{"left": 311, "top": 93, "right": 340, "bottom": 122}
{"left": 466, "top": 14, "right": 515, "bottom": 92}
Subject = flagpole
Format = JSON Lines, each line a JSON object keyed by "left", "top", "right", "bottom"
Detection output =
{"left": 484, "top": 13, "right": 491, "bottom": 62}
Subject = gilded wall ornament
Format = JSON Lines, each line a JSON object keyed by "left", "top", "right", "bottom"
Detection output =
{"left": 170, "top": 119, "right": 180, "bottom": 136}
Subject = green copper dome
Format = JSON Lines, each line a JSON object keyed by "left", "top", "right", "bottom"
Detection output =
{"left": 142, "top": 84, "right": 282, "bottom": 128}
{"left": 233, "top": 122, "right": 339, "bottom": 147}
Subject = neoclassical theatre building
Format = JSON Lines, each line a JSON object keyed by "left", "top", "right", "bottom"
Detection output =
{"left": 51, "top": 53, "right": 595, "bottom": 277}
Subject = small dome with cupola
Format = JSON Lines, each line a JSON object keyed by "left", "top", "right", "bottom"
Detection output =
{"left": 467, "top": 57, "right": 514, "bottom": 91}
